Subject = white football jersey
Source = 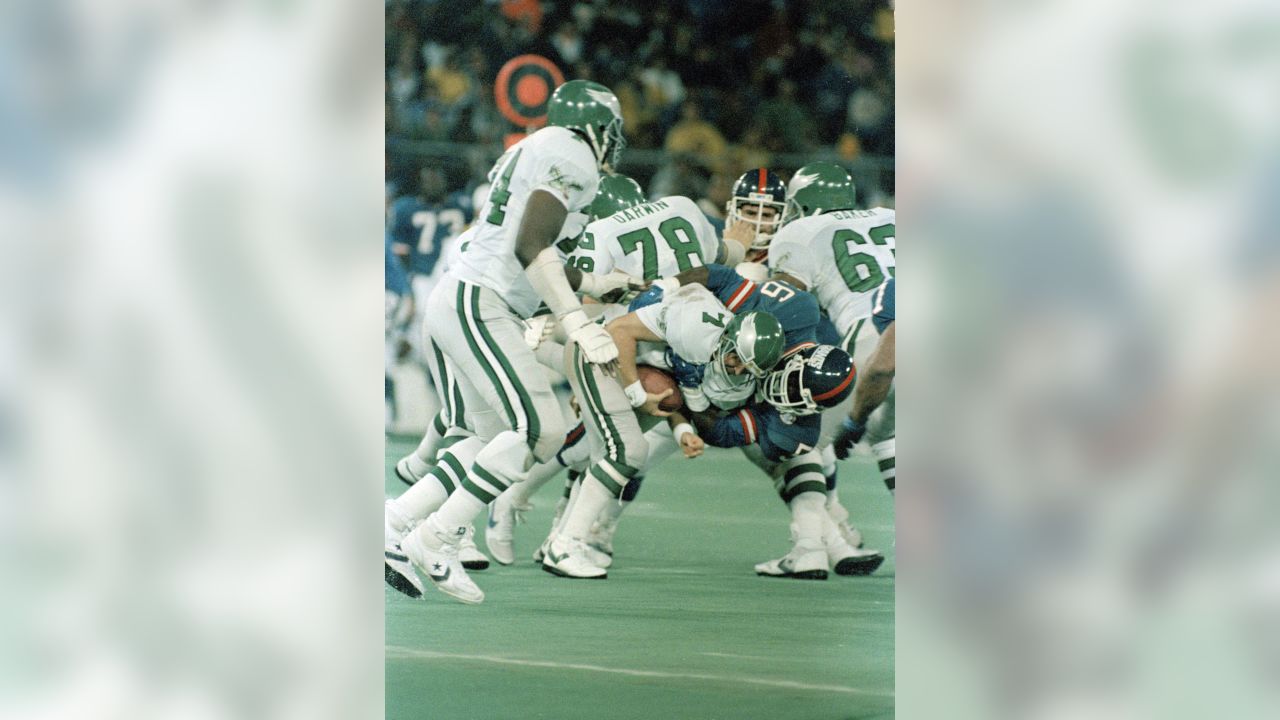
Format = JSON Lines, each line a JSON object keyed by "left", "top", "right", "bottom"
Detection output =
{"left": 634, "top": 284, "right": 732, "bottom": 365}
{"left": 453, "top": 126, "right": 600, "bottom": 317}
{"left": 569, "top": 196, "right": 721, "bottom": 280}
{"left": 768, "top": 208, "right": 896, "bottom": 338}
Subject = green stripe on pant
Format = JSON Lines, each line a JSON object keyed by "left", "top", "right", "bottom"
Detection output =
{"left": 469, "top": 286, "right": 539, "bottom": 449}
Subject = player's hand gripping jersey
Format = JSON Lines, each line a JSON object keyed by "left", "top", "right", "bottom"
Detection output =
{"left": 768, "top": 207, "right": 895, "bottom": 338}
{"left": 566, "top": 196, "right": 722, "bottom": 281}
{"left": 452, "top": 126, "right": 601, "bottom": 318}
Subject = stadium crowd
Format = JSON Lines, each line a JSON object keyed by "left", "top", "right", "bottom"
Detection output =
{"left": 386, "top": 0, "right": 894, "bottom": 199}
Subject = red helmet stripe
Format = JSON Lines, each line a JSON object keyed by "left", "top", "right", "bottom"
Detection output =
{"left": 813, "top": 367, "right": 857, "bottom": 402}
{"left": 757, "top": 167, "right": 766, "bottom": 193}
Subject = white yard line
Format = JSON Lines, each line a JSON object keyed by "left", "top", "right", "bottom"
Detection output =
{"left": 385, "top": 646, "right": 893, "bottom": 698}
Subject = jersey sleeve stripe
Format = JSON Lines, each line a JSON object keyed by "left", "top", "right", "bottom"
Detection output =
{"left": 813, "top": 367, "right": 857, "bottom": 402}
{"left": 726, "top": 279, "right": 757, "bottom": 311}
{"left": 738, "top": 409, "right": 757, "bottom": 444}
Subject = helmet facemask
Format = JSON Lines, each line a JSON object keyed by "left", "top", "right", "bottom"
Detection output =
{"left": 713, "top": 324, "right": 772, "bottom": 380}
{"left": 585, "top": 118, "right": 626, "bottom": 173}
{"left": 759, "top": 354, "right": 821, "bottom": 415}
{"left": 726, "top": 196, "right": 785, "bottom": 250}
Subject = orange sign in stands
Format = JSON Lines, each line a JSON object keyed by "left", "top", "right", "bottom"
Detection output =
{"left": 495, "top": 55, "right": 565, "bottom": 129}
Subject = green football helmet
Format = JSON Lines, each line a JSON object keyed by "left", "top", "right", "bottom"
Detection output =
{"left": 590, "top": 173, "right": 646, "bottom": 220}
{"left": 715, "top": 311, "right": 785, "bottom": 379}
{"left": 781, "top": 161, "right": 856, "bottom": 226}
{"left": 547, "top": 80, "right": 626, "bottom": 171}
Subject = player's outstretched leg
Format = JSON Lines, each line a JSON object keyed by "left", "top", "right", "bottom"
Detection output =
{"left": 544, "top": 344, "right": 649, "bottom": 579}
{"left": 385, "top": 436, "right": 482, "bottom": 597}
{"left": 755, "top": 456, "right": 830, "bottom": 580}
{"left": 485, "top": 423, "right": 582, "bottom": 565}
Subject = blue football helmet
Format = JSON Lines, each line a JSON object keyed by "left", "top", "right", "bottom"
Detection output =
{"left": 759, "top": 345, "right": 856, "bottom": 416}
{"left": 726, "top": 168, "right": 787, "bottom": 250}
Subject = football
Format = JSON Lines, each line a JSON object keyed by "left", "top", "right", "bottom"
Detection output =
{"left": 637, "top": 365, "right": 683, "bottom": 411}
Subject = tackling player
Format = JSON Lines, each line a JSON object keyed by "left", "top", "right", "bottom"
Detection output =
{"left": 385, "top": 80, "right": 644, "bottom": 604}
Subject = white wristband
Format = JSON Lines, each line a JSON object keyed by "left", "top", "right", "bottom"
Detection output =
{"left": 672, "top": 423, "right": 695, "bottom": 446}
{"left": 623, "top": 380, "right": 647, "bottom": 408}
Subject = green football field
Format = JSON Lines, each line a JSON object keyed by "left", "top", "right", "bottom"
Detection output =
{"left": 385, "top": 435, "right": 895, "bottom": 719}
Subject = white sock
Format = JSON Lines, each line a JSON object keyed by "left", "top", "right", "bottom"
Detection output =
{"left": 560, "top": 475, "right": 614, "bottom": 540}
{"left": 789, "top": 491, "right": 827, "bottom": 549}
{"left": 509, "top": 458, "right": 563, "bottom": 506}
{"left": 597, "top": 497, "right": 629, "bottom": 528}
{"left": 431, "top": 485, "right": 487, "bottom": 532}
{"left": 871, "top": 438, "right": 896, "bottom": 494}
{"left": 390, "top": 475, "right": 449, "bottom": 528}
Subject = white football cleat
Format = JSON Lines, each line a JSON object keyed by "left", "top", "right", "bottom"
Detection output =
{"left": 384, "top": 501, "right": 424, "bottom": 598}
{"left": 826, "top": 537, "right": 884, "bottom": 576}
{"left": 584, "top": 520, "right": 616, "bottom": 568}
{"left": 541, "top": 536, "right": 607, "bottom": 579}
{"left": 458, "top": 525, "right": 490, "bottom": 570}
{"left": 401, "top": 519, "right": 485, "bottom": 604}
{"left": 826, "top": 499, "right": 864, "bottom": 548}
{"left": 384, "top": 544, "right": 425, "bottom": 599}
{"left": 754, "top": 540, "right": 828, "bottom": 580}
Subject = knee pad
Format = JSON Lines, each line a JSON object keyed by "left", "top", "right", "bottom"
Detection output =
{"left": 531, "top": 410, "right": 569, "bottom": 464}
{"left": 472, "top": 431, "right": 535, "bottom": 495}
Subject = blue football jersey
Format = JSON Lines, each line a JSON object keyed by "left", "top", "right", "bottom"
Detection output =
{"left": 387, "top": 191, "right": 474, "bottom": 276}
{"left": 703, "top": 264, "right": 819, "bottom": 354}
{"left": 871, "top": 278, "right": 895, "bottom": 333}
{"left": 703, "top": 402, "right": 821, "bottom": 462}
{"left": 816, "top": 313, "right": 841, "bottom": 346}
{"left": 385, "top": 232, "right": 410, "bottom": 296}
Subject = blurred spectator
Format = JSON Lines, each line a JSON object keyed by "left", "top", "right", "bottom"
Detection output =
{"left": 550, "top": 21, "right": 584, "bottom": 67}
{"left": 848, "top": 78, "right": 893, "bottom": 156}
{"left": 639, "top": 55, "right": 686, "bottom": 127}
{"left": 388, "top": 43, "right": 421, "bottom": 109}
{"left": 665, "top": 100, "right": 727, "bottom": 168}
{"left": 758, "top": 79, "right": 815, "bottom": 153}
{"left": 501, "top": 0, "right": 543, "bottom": 35}
{"left": 616, "top": 66, "right": 659, "bottom": 149}
{"left": 427, "top": 53, "right": 471, "bottom": 108}
{"left": 649, "top": 153, "right": 707, "bottom": 200}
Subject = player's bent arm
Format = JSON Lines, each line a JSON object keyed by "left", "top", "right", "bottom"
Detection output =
{"left": 769, "top": 271, "right": 807, "bottom": 292}
{"left": 849, "top": 321, "right": 895, "bottom": 425}
{"left": 605, "top": 313, "right": 671, "bottom": 414}
{"left": 515, "top": 190, "right": 569, "bottom": 267}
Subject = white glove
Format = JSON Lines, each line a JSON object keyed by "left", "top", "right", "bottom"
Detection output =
{"left": 522, "top": 315, "right": 556, "bottom": 350}
{"left": 578, "top": 270, "right": 647, "bottom": 302}
{"left": 561, "top": 309, "right": 619, "bottom": 365}
{"left": 734, "top": 261, "right": 768, "bottom": 282}
{"left": 651, "top": 277, "right": 681, "bottom": 295}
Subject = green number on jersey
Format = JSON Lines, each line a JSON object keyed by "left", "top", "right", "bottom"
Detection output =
{"left": 869, "top": 223, "right": 896, "bottom": 277}
{"left": 485, "top": 148, "right": 523, "bottom": 226}
{"left": 617, "top": 217, "right": 704, "bottom": 280}
{"left": 657, "top": 216, "right": 702, "bottom": 274}
{"left": 833, "top": 225, "right": 895, "bottom": 292}
{"left": 701, "top": 311, "right": 727, "bottom": 329}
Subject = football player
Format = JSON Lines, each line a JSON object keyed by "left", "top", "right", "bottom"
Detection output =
{"left": 384, "top": 80, "right": 645, "bottom": 604}
{"left": 544, "top": 285, "right": 784, "bottom": 579}
{"left": 832, "top": 277, "right": 895, "bottom": 492}
{"left": 484, "top": 171, "right": 758, "bottom": 564}
{"left": 723, "top": 167, "right": 788, "bottom": 280}
{"left": 767, "top": 162, "right": 896, "bottom": 541}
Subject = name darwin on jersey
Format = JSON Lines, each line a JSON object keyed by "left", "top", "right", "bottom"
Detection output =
{"left": 605, "top": 199, "right": 670, "bottom": 223}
